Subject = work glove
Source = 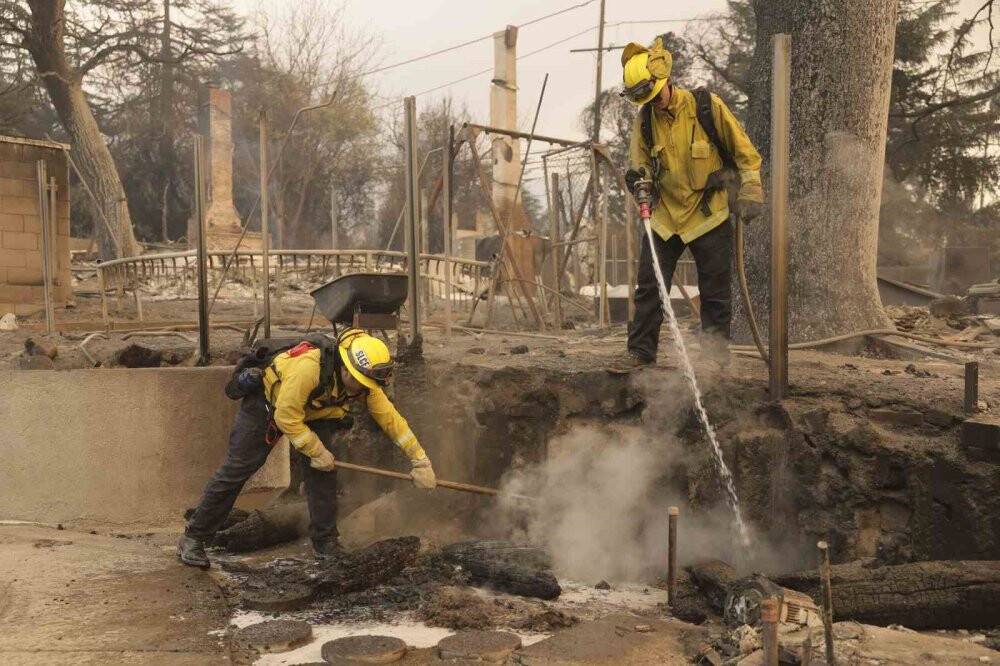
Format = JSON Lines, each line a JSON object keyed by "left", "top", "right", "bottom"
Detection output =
{"left": 624, "top": 167, "right": 648, "bottom": 195}
{"left": 410, "top": 457, "right": 437, "bottom": 489}
{"left": 733, "top": 182, "right": 764, "bottom": 221}
{"left": 310, "top": 447, "right": 336, "bottom": 472}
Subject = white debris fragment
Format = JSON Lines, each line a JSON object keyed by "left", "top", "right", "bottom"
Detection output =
{"left": 0, "top": 313, "right": 17, "bottom": 331}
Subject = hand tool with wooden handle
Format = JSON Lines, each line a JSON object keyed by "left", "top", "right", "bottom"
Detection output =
{"left": 332, "top": 460, "right": 536, "bottom": 502}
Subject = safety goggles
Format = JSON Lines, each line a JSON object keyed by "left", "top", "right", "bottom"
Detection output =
{"left": 620, "top": 78, "right": 657, "bottom": 104}
{"left": 349, "top": 356, "right": 394, "bottom": 386}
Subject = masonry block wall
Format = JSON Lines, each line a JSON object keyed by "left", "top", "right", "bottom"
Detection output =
{"left": 0, "top": 137, "right": 71, "bottom": 316}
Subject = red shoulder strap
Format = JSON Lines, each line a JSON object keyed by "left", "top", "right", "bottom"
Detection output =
{"left": 287, "top": 341, "right": 316, "bottom": 357}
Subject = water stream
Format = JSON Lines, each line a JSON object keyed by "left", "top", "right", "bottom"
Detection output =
{"left": 640, "top": 218, "right": 751, "bottom": 548}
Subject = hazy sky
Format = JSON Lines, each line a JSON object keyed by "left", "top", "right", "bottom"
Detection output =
{"left": 241, "top": 0, "right": 992, "bottom": 189}
{"left": 250, "top": 0, "right": 991, "bottom": 136}
{"left": 338, "top": 0, "right": 730, "bottom": 140}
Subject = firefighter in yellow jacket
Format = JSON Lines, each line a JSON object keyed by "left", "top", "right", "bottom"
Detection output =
{"left": 619, "top": 36, "right": 764, "bottom": 366}
{"left": 178, "top": 329, "right": 434, "bottom": 568}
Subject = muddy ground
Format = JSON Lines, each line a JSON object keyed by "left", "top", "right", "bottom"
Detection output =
{"left": 3, "top": 292, "right": 1000, "bottom": 663}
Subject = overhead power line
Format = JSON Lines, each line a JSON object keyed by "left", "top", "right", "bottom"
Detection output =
{"left": 335, "top": 0, "right": 598, "bottom": 87}
{"left": 371, "top": 16, "right": 710, "bottom": 112}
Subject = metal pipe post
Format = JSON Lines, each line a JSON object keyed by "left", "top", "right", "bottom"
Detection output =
{"left": 443, "top": 125, "right": 454, "bottom": 338}
{"left": 591, "top": 0, "right": 607, "bottom": 143}
{"left": 259, "top": 111, "right": 271, "bottom": 338}
{"left": 47, "top": 176, "right": 59, "bottom": 331}
{"left": 818, "top": 540, "right": 836, "bottom": 665}
{"left": 667, "top": 506, "right": 678, "bottom": 607}
{"left": 965, "top": 361, "right": 979, "bottom": 414}
{"left": 330, "top": 179, "right": 340, "bottom": 278}
{"left": 194, "top": 137, "right": 210, "bottom": 364}
{"left": 761, "top": 596, "right": 780, "bottom": 666}
{"left": 625, "top": 189, "right": 637, "bottom": 321}
{"left": 599, "top": 158, "right": 610, "bottom": 325}
{"left": 403, "top": 97, "right": 421, "bottom": 344}
{"left": 549, "top": 171, "right": 563, "bottom": 329}
{"left": 34, "top": 162, "right": 54, "bottom": 334}
{"left": 769, "top": 34, "right": 791, "bottom": 400}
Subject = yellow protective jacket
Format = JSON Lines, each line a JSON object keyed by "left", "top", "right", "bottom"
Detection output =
{"left": 629, "top": 86, "right": 763, "bottom": 243}
{"left": 262, "top": 348, "right": 425, "bottom": 462}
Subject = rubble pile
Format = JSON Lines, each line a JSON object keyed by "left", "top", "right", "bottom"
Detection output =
{"left": 888, "top": 303, "right": 1000, "bottom": 348}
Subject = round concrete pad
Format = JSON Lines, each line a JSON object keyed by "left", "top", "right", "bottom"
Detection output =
{"left": 437, "top": 630, "right": 522, "bottom": 662}
{"left": 321, "top": 635, "right": 408, "bottom": 663}
{"left": 233, "top": 619, "right": 312, "bottom": 653}
{"left": 240, "top": 583, "right": 313, "bottom": 611}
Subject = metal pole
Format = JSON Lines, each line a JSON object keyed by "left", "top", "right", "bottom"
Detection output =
{"left": 591, "top": 0, "right": 606, "bottom": 143}
{"left": 259, "top": 111, "right": 271, "bottom": 339}
{"left": 590, "top": 148, "right": 608, "bottom": 325}
{"left": 769, "top": 34, "right": 791, "bottom": 400}
{"left": 761, "top": 596, "right": 780, "bottom": 666}
{"left": 599, "top": 158, "right": 610, "bottom": 325}
{"left": 420, "top": 187, "right": 431, "bottom": 310}
{"left": 443, "top": 125, "right": 454, "bottom": 338}
{"left": 194, "top": 136, "right": 210, "bottom": 364}
{"left": 818, "top": 541, "right": 836, "bottom": 665}
{"left": 330, "top": 179, "right": 340, "bottom": 278}
{"left": 667, "top": 506, "right": 678, "bottom": 607}
{"left": 47, "top": 176, "right": 59, "bottom": 330}
{"left": 403, "top": 97, "right": 421, "bottom": 344}
{"left": 549, "top": 171, "right": 563, "bottom": 329}
{"left": 965, "top": 361, "right": 979, "bottom": 414}
{"left": 626, "top": 195, "right": 636, "bottom": 321}
{"left": 35, "top": 161, "right": 54, "bottom": 334}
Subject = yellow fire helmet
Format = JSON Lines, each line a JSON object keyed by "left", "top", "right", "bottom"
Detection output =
{"left": 621, "top": 38, "right": 672, "bottom": 106}
{"left": 338, "top": 328, "right": 394, "bottom": 390}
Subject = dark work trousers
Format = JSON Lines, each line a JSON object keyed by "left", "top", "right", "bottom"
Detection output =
{"left": 627, "top": 219, "right": 733, "bottom": 362}
{"left": 185, "top": 393, "right": 340, "bottom": 545}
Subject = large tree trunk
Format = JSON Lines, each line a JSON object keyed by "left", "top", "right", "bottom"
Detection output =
{"left": 736, "top": 0, "right": 896, "bottom": 343}
{"left": 775, "top": 560, "right": 1000, "bottom": 630}
{"left": 24, "top": 0, "right": 142, "bottom": 259}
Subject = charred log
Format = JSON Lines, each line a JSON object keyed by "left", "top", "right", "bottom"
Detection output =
{"left": 774, "top": 560, "right": 1000, "bottom": 629}
{"left": 313, "top": 536, "right": 421, "bottom": 596}
{"left": 442, "top": 540, "right": 561, "bottom": 600}
{"left": 687, "top": 559, "right": 740, "bottom": 613}
{"left": 213, "top": 503, "right": 307, "bottom": 553}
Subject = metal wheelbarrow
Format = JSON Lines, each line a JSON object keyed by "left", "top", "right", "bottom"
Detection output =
{"left": 309, "top": 272, "right": 408, "bottom": 332}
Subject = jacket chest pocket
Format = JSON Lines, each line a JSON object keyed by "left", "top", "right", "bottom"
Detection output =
{"left": 688, "top": 140, "right": 713, "bottom": 191}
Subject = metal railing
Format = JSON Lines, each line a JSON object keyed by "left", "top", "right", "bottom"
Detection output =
{"left": 89, "top": 248, "right": 492, "bottom": 328}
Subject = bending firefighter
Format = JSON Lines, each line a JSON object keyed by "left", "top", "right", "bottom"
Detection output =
{"left": 619, "top": 35, "right": 764, "bottom": 367}
{"left": 178, "top": 329, "right": 436, "bottom": 568}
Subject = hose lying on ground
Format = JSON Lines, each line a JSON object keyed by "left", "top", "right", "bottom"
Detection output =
{"left": 731, "top": 327, "right": 1000, "bottom": 356}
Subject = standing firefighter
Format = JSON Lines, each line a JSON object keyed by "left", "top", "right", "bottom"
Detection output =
{"left": 618, "top": 36, "right": 764, "bottom": 366}
{"left": 177, "top": 329, "right": 436, "bottom": 568}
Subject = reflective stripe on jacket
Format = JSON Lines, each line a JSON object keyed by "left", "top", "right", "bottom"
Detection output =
{"left": 629, "top": 87, "right": 762, "bottom": 243}
{"left": 262, "top": 348, "right": 425, "bottom": 461}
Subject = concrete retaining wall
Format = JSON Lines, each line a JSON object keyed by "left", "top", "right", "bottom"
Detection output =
{"left": 0, "top": 366, "right": 288, "bottom": 527}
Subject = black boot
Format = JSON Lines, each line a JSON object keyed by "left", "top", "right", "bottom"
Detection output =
{"left": 313, "top": 538, "right": 343, "bottom": 560}
{"left": 177, "top": 535, "right": 210, "bottom": 569}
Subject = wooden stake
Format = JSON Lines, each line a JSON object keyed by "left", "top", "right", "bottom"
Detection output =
{"left": 667, "top": 506, "right": 678, "bottom": 607}
{"left": 818, "top": 540, "right": 836, "bottom": 665}
{"left": 965, "top": 361, "right": 979, "bottom": 414}
{"left": 761, "top": 596, "right": 780, "bottom": 666}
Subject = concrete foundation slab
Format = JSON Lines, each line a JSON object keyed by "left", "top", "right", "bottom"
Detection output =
{"left": 514, "top": 613, "right": 706, "bottom": 665}
{"left": 0, "top": 524, "right": 228, "bottom": 664}
{"left": 0, "top": 366, "right": 288, "bottom": 527}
